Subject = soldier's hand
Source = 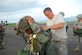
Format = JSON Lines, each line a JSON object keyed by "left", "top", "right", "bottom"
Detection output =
{"left": 27, "top": 16, "right": 35, "bottom": 25}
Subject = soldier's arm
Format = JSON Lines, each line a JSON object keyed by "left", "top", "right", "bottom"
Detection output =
{"left": 27, "top": 17, "right": 52, "bottom": 43}
{"left": 30, "top": 23, "right": 50, "bottom": 43}
{"left": 30, "top": 23, "right": 43, "bottom": 33}
{"left": 27, "top": 16, "right": 51, "bottom": 43}
{"left": 27, "top": 16, "right": 44, "bottom": 33}
{"left": 73, "top": 22, "right": 78, "bottom": 30}
{"left": 30, "top": 23, "right": 52, "bottom": 38}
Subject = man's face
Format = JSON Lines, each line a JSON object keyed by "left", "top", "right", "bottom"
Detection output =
{"left": 77, "top": 18, "right": 82, "bottom": 22}
{"left": 44, "top": 11, "right": 53, "bottom": 19}
{"left": 25, "top": 28, "right": 33, "bottom": 34}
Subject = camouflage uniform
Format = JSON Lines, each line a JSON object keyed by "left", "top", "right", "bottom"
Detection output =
{"left": 73, "top": 14, "right": 82, "bottom": 36}
{"left": 73, "top": 21, "right": 82, "bottom": 36}
{"left": 15, "top": 16, "right": 52, "bottom": 55}
{"left": 0, "top": 24, "right": 5, "bottom": 49}
{"left": 73, "top": 14, "right": 82, "bottom": 52}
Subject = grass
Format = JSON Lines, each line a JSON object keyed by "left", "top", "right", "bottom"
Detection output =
{"left": 7, "top": 23, "right": 16, "bottom": 26}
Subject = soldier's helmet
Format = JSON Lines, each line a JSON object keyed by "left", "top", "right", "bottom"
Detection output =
{"left": 77, "top": 14, "right": 82, "bottom": 18}
{"left": 18, "top": 16, "right": 31, "bottom": 33}
{"left": 59, "top": 12, "right": 65, "bottom": 16}
{"left": 77, "top": 14, "right": 82, "bottom": 24}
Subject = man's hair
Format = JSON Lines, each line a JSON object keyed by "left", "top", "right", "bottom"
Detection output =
{"left": 43, "top": 7, "right": 52, "bottom": 13}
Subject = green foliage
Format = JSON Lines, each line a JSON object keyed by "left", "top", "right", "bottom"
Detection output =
{"left": 7, "top": 23, "right": 16, "bottom": 26}
{"left": 38, "top": 22, "right": 46, "bottom": 25}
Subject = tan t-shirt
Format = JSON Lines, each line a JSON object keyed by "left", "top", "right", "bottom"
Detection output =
{"left": 47, "top": 14, "right": 67, "bottom": 40}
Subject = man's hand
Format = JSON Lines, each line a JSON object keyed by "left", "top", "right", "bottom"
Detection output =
{"left": 27, "top": 16, "right": 35, "bottom": 25}
{"left": 41, "top": 26, "right": 49, "bottom": 30}
{"left": 73, "top": 26, "right": 78, "bottom": 30}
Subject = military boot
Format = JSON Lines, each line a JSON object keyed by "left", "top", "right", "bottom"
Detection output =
{"left": 0, "top": 43, "right": 4, "bottom": 50}
{"left": 73, "top": 47, "right": 80, "bottom": 52}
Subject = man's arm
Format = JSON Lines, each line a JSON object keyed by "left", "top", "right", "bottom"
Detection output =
{"left": 41, "top": 14, "right": 64, "bottom": 30}
{"left": 41, "top": 22, "right": 64, "bottom": 30}
{"left": 49, "top": 22, "right": 64, "bottom": 30}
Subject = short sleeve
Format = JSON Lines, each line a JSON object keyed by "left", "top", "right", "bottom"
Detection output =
{"left": 57, "top": 14, "right": 64, "bottom": 23}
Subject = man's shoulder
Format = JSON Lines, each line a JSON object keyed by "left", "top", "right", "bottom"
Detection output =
{"left": 55, "top": 14, "right": 64, "bottom": 20}
{"left": 57, "top": 14, "right": 63, "bottom": 17}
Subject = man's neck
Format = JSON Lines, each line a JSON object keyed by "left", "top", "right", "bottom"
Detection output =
{"left": 50, "top": 14, "right": 55, "bottom": 20}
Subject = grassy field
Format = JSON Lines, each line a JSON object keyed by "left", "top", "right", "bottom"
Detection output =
{"left": 7, "top": 23, "right": 16, "bottom": 26}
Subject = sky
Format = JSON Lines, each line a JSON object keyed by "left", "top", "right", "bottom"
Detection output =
{"left": 0, "top": 0, "right": 82, "bottom": 23}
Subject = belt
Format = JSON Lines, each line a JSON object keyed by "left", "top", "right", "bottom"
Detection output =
{"left": 51, "top": 40, "right": 61, "bottom": 42}
{"left": 51, "top": 39, "right": 66, "bottom": 42}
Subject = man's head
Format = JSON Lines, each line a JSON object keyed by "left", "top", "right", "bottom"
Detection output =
{"left": 18, "top": 16, "right": 33, "bottom": 34}
{"left": 43, "top": 7, "right": 54, "bottom": 19}
{"left": 77, "top": 14, "right": 82, "bottom": 22}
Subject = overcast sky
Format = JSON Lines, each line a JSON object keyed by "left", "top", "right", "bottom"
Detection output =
{"left": 0, "top": 0, "right": 82, "bottom": 23}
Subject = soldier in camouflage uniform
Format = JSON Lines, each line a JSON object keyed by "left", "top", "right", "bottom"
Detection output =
{"left": 0, "top": 24, "right": 5, "bottom": 49}
{"left": 73, "top": 14, "right": 82, "bottom": 52}
{"left": 15, "top": 16, "right": 52, "bottom": 55}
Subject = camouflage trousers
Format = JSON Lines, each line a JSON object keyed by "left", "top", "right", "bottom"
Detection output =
{"left": 73, "top": 29, "right": 82, "bottom": 37}
{"left": 51, "top": 39, "right": 68, "bottom": 55}
{"left": 44, "top": 41, "right": 51, "bottom": 55}
{"left": 0, "top": 33, "right": 4, "bottom": 48}
{"left": 17, "top": 41, "right": 51, "bottom": 55}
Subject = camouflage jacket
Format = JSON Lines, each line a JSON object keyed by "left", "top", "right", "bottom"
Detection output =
{"left": 75, "top": 21, "right": 82, "bottom": 29}
{"left": 73, "top": 21, "right": 82, "bottom": 36}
